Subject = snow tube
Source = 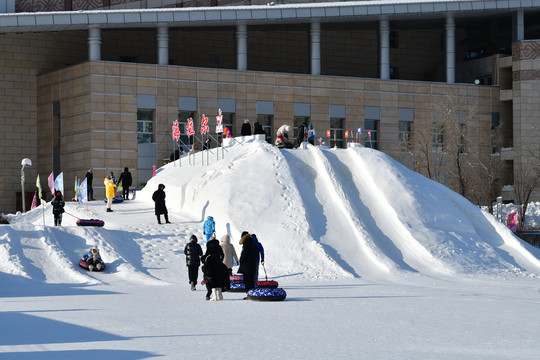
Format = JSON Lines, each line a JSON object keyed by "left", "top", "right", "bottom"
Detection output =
{"left": 103, "top": 196, "right": 124, "bottom": 203}
{"left": 230, "top": 274, "right": 243, "bottom": 281}
{"left": 255, "top": 280, "right": 279, "bottom": 289}
{"left": 229, "top": 282, "right": 246, "bottom": 292}
{"left": 79, "top": 259, "right": 106, "bottom": 271}
{"left": 247, "top": 288, "right": 287, "bottom": 301}
{"left": 76, "top": 219, "right": 105, "bottom": 227}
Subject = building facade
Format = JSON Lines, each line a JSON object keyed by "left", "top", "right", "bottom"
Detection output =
{"left": 1, "top": 0, "right": 539, "bottom": 213}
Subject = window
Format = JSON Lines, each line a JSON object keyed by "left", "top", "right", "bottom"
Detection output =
{"left": 257, "top": 114, "right": 273, "bottom": 143}
{"left": 432, "top": 123, "right": 444, "bottom": 151}
{"left": 330, "top": 118, "right": 345, "bottom": 148}
{"left": 390, "top": 31, "right": 399, "bottom": 48}
{"left": 398, "top": 120, "right": 412, "bottom": 148}
{"left": 364, "top": 119, "right": 379, "bottom": 149}
{"left": 177, "top": 111, "right": 196, "bottom": 149}
{"left": 137, "top": 109, "right": 154, "bottom": 144}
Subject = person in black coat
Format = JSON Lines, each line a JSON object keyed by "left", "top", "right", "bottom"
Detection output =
{"left": 152, "top": 184, "right": 170, "bottom": 224}
{"left": 184, "top": 234, "right": 203, "bottom": 291}
{"left": 202, "top": 253, "right": 230, "bottom": 301}
{"left": 85, "top": 168, "right": 94, "bottom": 200}
{"left": 118, "top": 167, "right": 132, "bottom": 200}
{"left": 253, "top": 121, "right": 265, "bottom": 135}
{"left": 238, "top": 232, "right": 259, "bottom": 294}
{"left": 201, "top": 236, "right": 224, "bottom": 264}
{"left": 240, "top": 118, "right": 252, "bottom": 136}
{"left": 51, "top": 190, "right": 65, "bottom": 226}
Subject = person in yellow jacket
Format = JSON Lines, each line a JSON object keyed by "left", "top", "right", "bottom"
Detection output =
{"left": 104, "top": 176, "right": 116, "bottom": 212}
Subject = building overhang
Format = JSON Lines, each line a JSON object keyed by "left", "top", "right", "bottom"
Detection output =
{"left": 1, "top": 0, "right": 540, "bottom": 33}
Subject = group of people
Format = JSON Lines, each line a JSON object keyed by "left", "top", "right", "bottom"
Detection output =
{"left": 184, "top": 217, "right": 265, "bottom": 301}
{"left": 275, "top": 122, "right": 316, "bottom": 148}
{"left": 104, "top": 167, "right": 133, "bottom": 212}
{"left": 241, "top": 118, "right": 267, "bottom": 137}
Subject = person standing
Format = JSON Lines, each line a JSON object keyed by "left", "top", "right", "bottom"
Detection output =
{"left": 252, "top": 234, "right": 265, "bottom": 280}
{"left": 51, "top": 190, "right": 65, "bottom": 226}
{"left": 152, "top": 184, "right": 170, "bottom": 224}
{"left": 220, "top": 234, "right": 238, "bottom": 276}
{"left": 184, "top": 234, "right": 203, "bottom": 291}
{"left": 238, "top": 232, "right": 259, "bottom": 296}
{"left": 307, "top": 122, "right": 316, "bottom": 145}
{"left": 104, "top": 176, "right": 116, "bottom": 212}
{"left": 118, "top": 167, "right": 132, "bottom": 200}
{"left": 203, "top": 216, "right": 215, "bottom": 242}
{"left": 85, "top": 168, "right": 94, "bottom": 200}
{"left": 253, "top": 121, "right": 265, "bottom": 135}
{"left": 241, "top": 118, "right": 252, "bottom": 136}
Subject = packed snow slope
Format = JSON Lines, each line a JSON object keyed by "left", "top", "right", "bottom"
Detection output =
{"left": 3, "top": 136, "right": 540, "bottom": 286}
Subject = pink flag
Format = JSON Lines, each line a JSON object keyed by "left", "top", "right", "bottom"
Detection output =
{"left": 200, "top": 115, "right": 209, "bottom": 135}
{"left": 48, "top": 172, "right": 54, "bottom": 195}
{"left": 31, "top": 191, "right": 38, "bottom": 210}
{"left": 507, "top": 211, "right": 518, "bottom": 232}
{"left": 186, "top": 118, "right": 195, "bottom": 137}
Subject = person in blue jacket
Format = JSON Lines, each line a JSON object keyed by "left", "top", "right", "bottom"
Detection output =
{"left": 252, "top": 234, "right": 265, "bottom": 280}
{"left": 307, "top": 122, "right": 316, "bottom": 145}
{"left": 203, "top": 216, "right": 215, "bottom": 242}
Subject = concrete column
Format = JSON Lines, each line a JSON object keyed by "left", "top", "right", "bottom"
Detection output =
{"left": 157, "top": 26, "right": 169, "bottom": 66}
{"left": 513, "top": 9, "right": 524, "bottom": 42}
{"left": 236, "top": 23, "right": 248, "bottom": 71}
{"left": 379, "top": 19, "right": 390, "bottom": 80}
{"left": 310, "top": 21, "right": 321, "bottom": 76}
{"left": 88, "top": 27, "right": 101, "bottom": 61}
{"left": 445, "top": 16, "right": 455, "bottom": 84}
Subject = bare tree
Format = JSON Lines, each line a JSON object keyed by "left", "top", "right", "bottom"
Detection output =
{"left": 513, "top": 148, "right": 540, "bottom": 228}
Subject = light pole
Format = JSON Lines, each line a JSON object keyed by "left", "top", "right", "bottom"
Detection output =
{"left": 21, "top": 158, "right": 32, "bottom": 212}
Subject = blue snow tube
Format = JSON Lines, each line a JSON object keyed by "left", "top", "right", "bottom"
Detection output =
{"left": 247, "top": 288, "right": 287, "bottom": 301}
{"left": 229, "top": 282, "right": 246, "bottom": 292}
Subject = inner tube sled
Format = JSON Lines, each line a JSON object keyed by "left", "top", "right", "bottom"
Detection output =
{"left": 79, "top": 259, "right": 106, "bottom": 271}
{"left": 247, "top": 288, "right": 287, "bottom": 301}
{"left": 255, "top": 280, "right": 279, "bottom": 289}
{"left": 76, "top": 219, "right": 105, "bottom": 227}
{"left": 103, "top": 196, "right": 124, "bottom": 203}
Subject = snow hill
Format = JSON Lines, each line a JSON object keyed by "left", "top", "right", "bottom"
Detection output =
{"left": 3, "top": 136, "right": 540, "bottom": 286}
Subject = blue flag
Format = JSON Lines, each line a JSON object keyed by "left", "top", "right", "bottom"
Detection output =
{"left": 78, "top": 178, "right": 88, "bottom": 204}
{"left": 54, "top": 172, "right": 64, "bottom": 195}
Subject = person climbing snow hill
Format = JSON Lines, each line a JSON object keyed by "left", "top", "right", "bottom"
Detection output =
{"left": 203, "top": 216, "right": 216, "bottom": 242}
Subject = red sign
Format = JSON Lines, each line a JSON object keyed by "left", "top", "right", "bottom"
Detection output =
{"left": 368, "top": 129, "right": 371, "bottom": 138}
{"left": 172, "top": 120, "right": 180, "bottom": 141}
{"left": 345, "top": 130, "right": 349, "bottom": 138}
{"left": 186, "top": 118, "right": 195, "bottom": 137}
{"left": 200, "top": 115, "right": 209, "bottom": 135}
{"left": 216, "top": 109, "right": 223, "bottom": 133}
{"left": 327, "top": 129, "right": 331, "bottom": 137}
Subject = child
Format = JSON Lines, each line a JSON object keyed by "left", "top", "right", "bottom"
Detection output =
{"left": 184, "top": 235, "right": 203, "bottom": 291}
{"left": 82, "top": 245, "right": 104, "bottom": 271}
{"left": 51, "top": 190, "right": 65, "bottom": 226}
{"left": 203, "top": 216, "right": 215, "bottom": 242}
{"left": 201, "top": 253, "right": 230, "bottom": 301}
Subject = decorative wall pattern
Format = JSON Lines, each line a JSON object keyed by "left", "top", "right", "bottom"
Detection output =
{"left": 15, "top": 0, "right": 237, "bottom": 11}
{"left": 513, "top": 70, "right": 540, "bottom": 81}
{"left": 513, "top": 41, "right": 540, "bottom": 61}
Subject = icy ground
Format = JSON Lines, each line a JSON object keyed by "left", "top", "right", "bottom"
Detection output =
{"left": 2, "top": 137, "right": 540, "bottom": 359}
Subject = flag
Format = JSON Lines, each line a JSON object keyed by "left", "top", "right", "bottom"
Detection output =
{"left": 48, "top": 172, "right": 54, "bottom": 195}
{"left": 201, "top": 114, "right": 209, "bottom": 135}
{"left": 54, "top": 172, "right": 64, "bottom": 195}
{"left": 36, "top": 174, "right": 43, "bottom": 199}
{"left": 78, "top": 178, "right": 88, "bottom": 204}
{"left": 74, "top": 177, "right": 79, "bottom": 200}
{"left": 172, "top": 120, "right": 180, "bottom": 141}
{"left": 31, "top": 191, "right": 38, "bottom": 210}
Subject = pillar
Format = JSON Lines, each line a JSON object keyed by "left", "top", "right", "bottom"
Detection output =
{"left": 310, "top": 21, "right": 321, "bottom": 76}
{"left": 88, "top": 27, "right": 101, "bottom": 61}
{"left": 157, "top": 26, "right": 169, "bottom": 66}
{"left": 236, "top": 23, "right": 247, "bottom": 71}
{"left": 379, "top": 19, "right": 390, "bottom": 80}
{"left": 446, "top": 16, "right": 455, "bottom": 84}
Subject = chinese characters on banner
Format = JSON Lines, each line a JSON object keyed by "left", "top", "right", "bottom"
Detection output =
{"left": 200, "top": 115, "right": 209, "bottom": 135}
{"left": 172, "top": 120, "right": 180, "bottom": 141}
{"left": 186, "top": 118, "right": 195, "bottom": 136}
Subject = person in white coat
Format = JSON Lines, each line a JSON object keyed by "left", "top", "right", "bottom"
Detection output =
{"left": 220, "top": 234, "right": 239, "bottom": 276}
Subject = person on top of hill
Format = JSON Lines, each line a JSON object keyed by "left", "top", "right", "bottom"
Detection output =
{"left": 104, "top": 176, "right": 116, "bottom": 212}
{"left": 307, "top": 123, "right": 316, "bottom": 145}
{"left": 241, "top": 118, "right": 252, "bottom": 136}
{"left": 118, "top": 167, "right": 132, "bottom": 200}
{"left": 203, "top": 216, "right": 215, "bottom": 242}
{"left": 253, "top": 121, "right": 265, "bottom": 135}
{"left": 275, "top": 125, "right": 293, "bottom": 149}
{"left": 51, "top": 190, "right": 65, "bottom": 226}
{"left": 184, "top": 234, "right": 203, "bottom": 291}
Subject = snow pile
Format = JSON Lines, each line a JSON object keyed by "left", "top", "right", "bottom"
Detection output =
{"left": 3, "top": 136, "right": 540, "bottom": 286}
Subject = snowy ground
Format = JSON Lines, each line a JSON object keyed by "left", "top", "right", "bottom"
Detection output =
{"left": 2, "top": 137, "right": 540, "bottom": 359}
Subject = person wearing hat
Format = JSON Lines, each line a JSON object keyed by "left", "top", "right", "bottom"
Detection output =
{"left": 184, "top": 234, "right": 203, "bottom": 291}
{"left": 152, "top": 183, "right": 170, "bottom": 224}
{"left": 51, "top": 190, "right": 65, "bottom": 226}
{"left": 82, "top": 245, "right": 104, "bottom": 271}
{"left": 85, "top": 168, "right": 94, "bottom": 200}
{"left": 104, "top": 176, "right": 116, "bottom": 212}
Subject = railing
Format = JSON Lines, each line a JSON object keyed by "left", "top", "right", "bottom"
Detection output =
{"left": 515, "top": 230, "right": 540, "bottom": 248}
